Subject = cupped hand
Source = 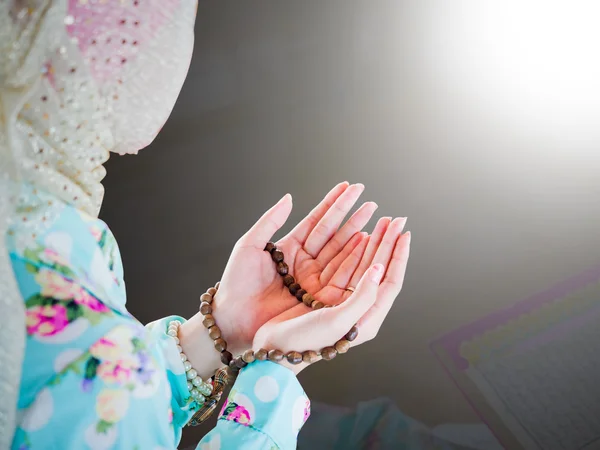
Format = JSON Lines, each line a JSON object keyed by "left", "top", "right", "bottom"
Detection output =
{"left": 252, "top": 219, "right": 411, "bottom": 375}
{"left": 214, "top": 182, "right": 384, "bottom": 356}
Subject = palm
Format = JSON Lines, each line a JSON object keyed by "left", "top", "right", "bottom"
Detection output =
{"left": 214, "top": 183, "right": 378, "bottom": 355}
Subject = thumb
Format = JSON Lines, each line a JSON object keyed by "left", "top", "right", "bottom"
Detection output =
{"left": 238, "top": 194, "right": 293, "bottom": 249}
{"left": 331, "top": 263, "right": 384, "bottom": 324}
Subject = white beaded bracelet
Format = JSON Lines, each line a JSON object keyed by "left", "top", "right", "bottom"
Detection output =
{"left": 167, "top": 320, "right": 213, "bottom": 403}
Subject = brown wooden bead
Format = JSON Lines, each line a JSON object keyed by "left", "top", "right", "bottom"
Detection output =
{"left": 221, "top": 351, "right": 233, "bottom": 365}
{"left": 214, "top": 338, "right": 227, "bottom": 352}
{"left": 207, "top": 287, "right": 217, "bottom": 296}
{"left": 235, "top": 356, "right": 248, "bottom": 369}
{"left": 287, "top": 351, "right": 303, "bottom": 365}
{"left": 228, "top": 359, "right": 239, "bottom": 372}
{"left": 255, "top": 349, "right": 269, "bottom": 361}
{"left": 346, "top": 326, "right": 359, "bottom": 342}
{"left": 302, "top": 351, "right": 319, "bottom": 364}
{"left": 268, "top": 349, "right": 284, "bottom": 362}
{"left": 302, "top": 293, "right": 315, "bottom": 307}
{"left": 215, "top": 281, "right": 220, "bottom": 290}
{"left": 335, "top": 339, "right": 351, "bottom": 354}
{"left": 271, "top": 250, "right": 284, "bottom": 263}
{"left": 289, "top": 283, "right": 301, "bottom": 296}
{"left": 200, "top": 293, "right": 213, "bottom": 304}
{"left": 276, "top": 261, "right": 289, "bottom": 276}
{"left": 283, "top": 275, "right": 295, "bottom": 287}
{"left": 242, "top": 350, "right": 256, "bottom": 363}
{"left": 311, "top": 300, "right": 324, "bottom": 310}
{"left": 321, "top": 347, "right": 337, "bottom": 360}
{"left": 264, "top": 242, "right": 276, "bottom": 253}
{"left": 295, "top": 289, "right": 307, "bottom": 301}
{"left": 199, "top": 302, "right": 212, "bottom": 315}
{"left": 208, "top": 325, "right": 221, "bottom": 340}
{"left": 202, "top": 314, "right": 215, "bottom": 328}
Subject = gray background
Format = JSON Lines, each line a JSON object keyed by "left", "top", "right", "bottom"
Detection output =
{"left": 100, "top": 1, "right": 600, "bottom": 447}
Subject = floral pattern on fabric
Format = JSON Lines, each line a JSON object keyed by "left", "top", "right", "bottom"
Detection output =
{"left": 220, "top": 399, "right": 252, "bottom": 426}
{"left": 24, "top": 266, "right": 112, "bottom": 338}
{"left": 9, "top": 195, "right": 311, "bottom": 449}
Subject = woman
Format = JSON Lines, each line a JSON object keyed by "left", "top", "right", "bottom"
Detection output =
{"left": 0, "top": 1, "right": 411, "bottom": 449}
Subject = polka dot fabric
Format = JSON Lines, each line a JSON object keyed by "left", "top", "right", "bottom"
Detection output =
{"left": 208, "top": 361, "right": 311, "bottom": 449}
{"left": 66, "top": 0, "right": 181, "bottom": 85}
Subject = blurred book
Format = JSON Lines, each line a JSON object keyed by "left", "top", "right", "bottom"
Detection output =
{"left": 432, "top": 264, "right": 600, "bottom": 450}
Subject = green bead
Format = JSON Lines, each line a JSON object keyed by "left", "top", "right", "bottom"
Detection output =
{"left": 199, "top": 383, "right": 212, "bottom": 397}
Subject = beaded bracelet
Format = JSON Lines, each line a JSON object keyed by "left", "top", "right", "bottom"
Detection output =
{"left": 199, "top": 242, "right": 359, "bottom": 381}
{"left": 167, "top": 321, "right": 232, "bottom": 426}
{"left": 167, "top": 320, "right": 214, "bottom": 402}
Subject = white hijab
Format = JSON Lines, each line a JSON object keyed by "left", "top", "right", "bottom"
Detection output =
{"left": 0, "top": 0, "right": 197, "bottom": 445}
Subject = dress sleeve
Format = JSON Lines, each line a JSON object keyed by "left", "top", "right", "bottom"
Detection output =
{"left": 199, "top": 361, "right": 311, "bottom": 450}
{"left": 146, "top": 316, "right": 311, "bottom": 450}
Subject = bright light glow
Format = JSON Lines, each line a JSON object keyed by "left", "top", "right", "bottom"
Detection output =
{"left": 424, "top": 1, "right": 600, "bottom": 143}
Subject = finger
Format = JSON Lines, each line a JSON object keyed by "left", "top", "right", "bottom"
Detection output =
{"left": 286, "top": 182, "right": 349, "bottom": 244}
{"left": 349, "top": 217, "right": 391, "bottom": 288}
{"left": 329, "top": 233, "right": 370, "bottom": 289}
{"left": 371, "top": 217, "right": 407, "bottom": 271}
{"left": 317, "top": 263, "right": 384, "bottom": 335}
{"left": 256, "top": 264, "right": 384, "bottom": 356}
{"left": 358, "top": 231, "right": 411, "bottom": 331}
{"left": 379, "top": 231, "right": 411, "bottom": 300}
{"left": 237, "top": 194, "right": 293, "bottom": 249}
{"left": 304, "top": 183, "right": 365, "bottom": 258}
{"left": 315, "top": 201, "right": 378, "bottom": 267}
{"left": 319, "top": 232, "right": 366, "bottom": 286}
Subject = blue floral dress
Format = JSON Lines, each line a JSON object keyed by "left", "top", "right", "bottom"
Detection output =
{"left": 8, "top": 185, "right": 310, "bottom": 450}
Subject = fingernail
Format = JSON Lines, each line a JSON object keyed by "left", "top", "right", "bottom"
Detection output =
{"left": 370, "top": 263, "right": 385, "bottom": 283}
{"left": 405, "top": 230, "right": 411, "bottom": 242}
{"left": 354, "top": 183, "right": 365, "bottom": 192}
{"left": 279, "top": 193, "right": 292, "bottom": 204}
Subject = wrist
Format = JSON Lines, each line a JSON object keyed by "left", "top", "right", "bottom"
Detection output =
{"left": 211, "top": 290, "right": 252, "bottom": 356}
{"left": 178, "top": 312, "right": 223, "bottom": 380}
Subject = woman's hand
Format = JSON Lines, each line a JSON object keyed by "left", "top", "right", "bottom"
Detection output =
{"left": 179, "top": 182, "right": 385, "bottom": 373}
{"left": 253, "top": 223, "right": 411, "bottom": 375}
{"left": 214, "top": 182, "right": 386, "bottom": 356}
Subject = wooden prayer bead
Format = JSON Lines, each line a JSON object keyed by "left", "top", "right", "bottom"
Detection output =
{"left": 208, "top": 325, "right": 221, "bottom": 340}
{"left": 346, "top": 326, "right": 359, "bottom": 342}
{"left": 287, "top": 351, "right": 303, "bottom": 365}
{"left": 242, "top": 350, "right": 255, "bottom": 363}
{"left": 214, "top": 338, "right": 227, "bottom": 352}
{"left": 311, "top": 300, "right": 324, "bottom": 310}
{"left": 268, "top": 349, "right": 284, "bottom": 362}
{"left": 335, "top": 339, "right": 351, "bottom": 354}
{"left": 283, "top": 275, "right": 295, "bottom": 287}
{"left": 207, "top": 287, "right": 217, "bottom": 296}
{"left": 289, "top": 283, "right": 301, "bottom": 296}
{"left": 199, "top": 302, "right": 212, "bottom": 315}
{"left": 295, "top": 289, "right": 307, "bottom": 301}
{"left": 271, "top": 250, "right": 284, "bottom": 263}
{"left": 302, "top": 351, "right": 319, "bottom": 364}
{"left": 277, "top": 261, "right": 289, "bottom": 276}
{"left": 221, "top": 351, "right": 233, "bottom": 365}
{"left": 235, "top": 356, "right": 248, "bottom": 369}
{"left": 228, "top": 359, "right": 239, "bottom": 372}
{"left": 255, "top": 349, "right": 269, "bottom": 361}
{"left": 321, "top": 347, "right": 337, "bottom": 361}
{"left": 302, "top": 293, "right": 314, "bottom": 307}
{"left": 200, "top": 293, "right": 213, "bottom": 304}
{"left": 202, "top": 314, "right": 215, "bottom": 328}
{"left": 265, "top": 242, "right": 276, "bottom": 253}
